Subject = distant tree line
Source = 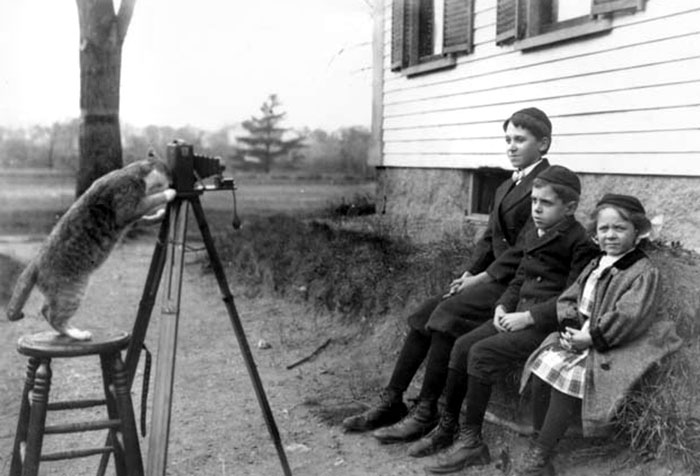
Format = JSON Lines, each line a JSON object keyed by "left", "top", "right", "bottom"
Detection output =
{"left": 0, "top": 120, "right": 373, "bottom": 178}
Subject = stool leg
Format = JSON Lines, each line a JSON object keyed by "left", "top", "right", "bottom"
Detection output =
{"left": 10, "top": 357, "right": 40, "bottom": 476}
{"left": 112, "top": 352, "right": 144, "bottom": 476}
{"left": 100, "top": 354, "right": 127, "bottom": 476}
{"left": 22, "top": 359, "right": 51, "bottom": 476}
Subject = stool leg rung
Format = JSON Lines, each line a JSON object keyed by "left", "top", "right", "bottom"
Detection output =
{"left": 40, "top": 446, "right": 114, "bottom": 461}
{"left": 44, "top": 418, "right": 121, "bottom": 434}
{"left": 47, "top": 398, "right": 107, "bottom": 411}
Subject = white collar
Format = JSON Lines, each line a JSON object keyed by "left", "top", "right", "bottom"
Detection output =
{"left": 512, "top": 159, "right": 543, "bottom": 183}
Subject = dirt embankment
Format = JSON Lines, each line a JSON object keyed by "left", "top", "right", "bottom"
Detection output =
{"left": 0, "top": 236, "right": 696, "bottom": 476}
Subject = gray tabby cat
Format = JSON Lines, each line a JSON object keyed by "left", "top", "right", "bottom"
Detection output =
{"left": 6, "top": 155, "right": 176, "bottom": 340}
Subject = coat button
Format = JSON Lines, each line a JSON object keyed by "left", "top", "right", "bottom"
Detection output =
{"left": 601, "top": 362, "right": 610, "bottom": 370}
{"left": 536, "top": 276, "right": 542, "bottom": 282}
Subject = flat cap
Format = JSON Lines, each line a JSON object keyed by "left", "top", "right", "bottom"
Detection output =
{"left": 536, "top": 165, "right": 581, "bottom": 194}
{"left": 503, "top": 107, "right": 552, "bottom": 138}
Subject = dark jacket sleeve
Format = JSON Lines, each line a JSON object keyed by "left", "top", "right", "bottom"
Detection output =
{"left": 467, "top": 213, "right": 496, "bottom": 275}
{"left": 527, "top": 236, "right": 599, "bottom": 331}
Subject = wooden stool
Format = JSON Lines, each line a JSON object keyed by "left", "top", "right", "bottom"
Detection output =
{"left": 10, "top": 329, "right": 143, "bottom": 476}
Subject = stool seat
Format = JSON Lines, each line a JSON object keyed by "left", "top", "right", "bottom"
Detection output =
{"left": 17, "top": 329, "right": 130, "bottom": 358}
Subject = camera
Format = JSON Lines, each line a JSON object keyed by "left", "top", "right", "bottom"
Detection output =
{"left": 166, "top": 140, "right": 232, "bottom": 194}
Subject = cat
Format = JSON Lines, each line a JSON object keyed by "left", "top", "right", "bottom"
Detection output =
{"left": 6, "top": 155, "right": 176, "bottom": 340}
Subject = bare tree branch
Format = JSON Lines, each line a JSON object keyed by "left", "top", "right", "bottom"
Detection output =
{"left": 117, "top": 0, "right": 137, "bottom": 43}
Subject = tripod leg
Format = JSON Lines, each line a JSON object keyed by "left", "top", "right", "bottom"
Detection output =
{"left": 125, "top": 212, "right": 170, "bottom": 386}
{"left": 190, "top": 197, "right": 293, "bottom": 476}
{"left": 147, "top": 198, "right": 190, "bottom": 476}
{"left": 98, "top": 208, "right": 170, "bottom": 475}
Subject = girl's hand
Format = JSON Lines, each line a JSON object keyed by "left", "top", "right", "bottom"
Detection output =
{"left": 499, "top": 311, "right": 534, "bottom": 332}
{"left": 493, "top": 305, "right": 508, "bottom": 332}
{"left": 561, "top": 326, "right": 592, "bottom": 351}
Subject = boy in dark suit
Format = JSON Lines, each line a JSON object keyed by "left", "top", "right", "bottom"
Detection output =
{"left": 343, "top": 108, "right": 554, "bottom": 443}
{"left": 418, "top": 166, "right": 598, "bottom": 473}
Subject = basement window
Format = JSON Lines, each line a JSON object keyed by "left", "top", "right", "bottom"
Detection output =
{"left": 470, "top": 168, "right": 512, "bottom": 215}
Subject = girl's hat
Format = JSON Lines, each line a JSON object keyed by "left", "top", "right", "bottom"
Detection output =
{"left": 596, "top": 193, "right": 651, "bottom": 235}
{"left": 596, "top": 194, "right": 646, "bottom": 215}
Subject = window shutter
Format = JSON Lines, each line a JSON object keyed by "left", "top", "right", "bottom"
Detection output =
{"left": 591, "top": 0, "right": 645, "bottom": 15}
{"left": 495, "top": 0, "right": 522, "bottom": 45}
{"left": 391, "top": 0, "right": 406, "bottom": 71}
{"left": 443, "top": 0, "right": 474, "bottom": 54}
{"left": 418, "top": 0, "right": 434, "bottom": 58}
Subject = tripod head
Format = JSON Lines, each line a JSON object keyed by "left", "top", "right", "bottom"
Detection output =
{"left": 166, "top": 140, "right": 241, "bottom": 229}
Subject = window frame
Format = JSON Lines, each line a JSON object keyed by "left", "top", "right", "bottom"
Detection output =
{"left": 496, "top": 0, "right": 645, "bottom": 51}
{"left": 469, "top": 168, "right": 512, "bottom": 216}
{"left": 391, "top": 0, "right": 475, "bottom": 77}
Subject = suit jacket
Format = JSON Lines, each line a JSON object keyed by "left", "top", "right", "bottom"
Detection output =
{"left": 495, "top": 216, "right": 599, "bottom": 333}
{"left": 468, "top": 159, "right": 550, "bottom": 284}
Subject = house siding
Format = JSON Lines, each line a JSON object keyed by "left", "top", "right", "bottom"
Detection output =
{"left": 376, "top": 0, "right": 700, "bottom": 249}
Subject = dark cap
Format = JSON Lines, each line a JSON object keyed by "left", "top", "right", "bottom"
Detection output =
{"left": 503, "top": 107, "right": 552, "bottom": 138}
{"left": 536, "top": 165, "right": 581, "bottom": 195}
{"left": 596, "top": 194, "right": 646, "bottom": 215}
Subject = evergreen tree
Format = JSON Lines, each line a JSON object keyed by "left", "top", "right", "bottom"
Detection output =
{"left": 237, "top": 94, "right": 304, "bottom": 173}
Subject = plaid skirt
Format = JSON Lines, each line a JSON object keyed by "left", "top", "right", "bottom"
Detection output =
{"left": 529, "top": 345, "right": 589, "bottom": 399}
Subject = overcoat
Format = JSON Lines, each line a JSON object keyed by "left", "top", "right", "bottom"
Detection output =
{"left": 409, "top": 159, "right": 551, "bottom": 337}
{"left": 520, "top": 248, "right": 682, "bottom": 437}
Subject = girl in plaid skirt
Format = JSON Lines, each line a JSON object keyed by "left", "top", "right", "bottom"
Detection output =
{"left": 514, "top": 194, "right": 682, "bottom": 476}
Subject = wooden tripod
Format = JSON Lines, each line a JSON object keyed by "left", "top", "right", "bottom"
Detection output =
{"left": 111, "top": 186, "right": 292, "bottom": 476}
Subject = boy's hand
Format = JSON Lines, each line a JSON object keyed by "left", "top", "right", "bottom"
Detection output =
{"left": 443, "top": 271, "right": 473, "bottom": 298}
{"left": 493, "top": 305, "right": 508, "bottom": 332}
{"left": 498, "top": 311, "right": 534, "bottom": 332}
{"left": 560, "top": 327, "right": 592, "bottom": 351}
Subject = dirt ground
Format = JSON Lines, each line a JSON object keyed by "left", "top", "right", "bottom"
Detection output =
{"left": 0, "top": 234, "right": 691, "bottom": 476}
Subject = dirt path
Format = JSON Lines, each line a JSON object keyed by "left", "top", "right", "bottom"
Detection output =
{"left": 0, "top": 236, "right": 687, "bottom": 476}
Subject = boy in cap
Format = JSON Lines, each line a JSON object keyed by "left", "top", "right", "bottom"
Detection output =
{"left": 343, "top": 108, "right": 554, "bottom": 442}
{"left": 418, "top": 165, "right": 598, "bottom": 473}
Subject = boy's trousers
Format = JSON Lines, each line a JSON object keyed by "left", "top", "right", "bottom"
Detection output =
{"left": 450, "top": 320, "right": 550, "bottom": 382}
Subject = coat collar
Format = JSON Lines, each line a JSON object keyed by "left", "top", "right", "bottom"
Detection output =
{"left": 498, "top": 159, "right": 550, "bottom": 214}
{"left": 585, "top": 247, "right": 647, "bottom": 276}
{"left": 526, "top": 215, "right": 579, "bottom": 252}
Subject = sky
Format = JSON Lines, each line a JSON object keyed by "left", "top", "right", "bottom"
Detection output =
{"left": 0, "top": 0, "right": 374, "bottom": 131}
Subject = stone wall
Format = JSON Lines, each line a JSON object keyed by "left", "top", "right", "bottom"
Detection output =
{"left": 376, "top": 167, "right": 700, "bottom": 251}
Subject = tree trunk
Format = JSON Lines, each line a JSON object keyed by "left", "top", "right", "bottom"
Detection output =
{"left": 75, "top": 0, "right": 136, "bottom": 197}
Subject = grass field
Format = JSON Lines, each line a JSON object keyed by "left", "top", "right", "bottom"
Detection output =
{"left": 0, "top": 169, "right": 375, "bottom": 235}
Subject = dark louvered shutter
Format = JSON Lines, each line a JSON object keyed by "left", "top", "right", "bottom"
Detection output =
{"left": 391, "top": 0, "right": 406, "bottom": 71}
{"left": 418, "top": 0, "right": 434, "bottom": 58}
{"left": 443, "top": 0, "right": 474, "bottom": 54}
{"left": 495, "top": 0, "right": 522, "bottom": 45}
{"left": 591, "top": 0, "right": 645, "bottom": 15}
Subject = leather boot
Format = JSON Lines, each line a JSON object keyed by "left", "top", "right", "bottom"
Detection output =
{"left": 342, "top": 389, "right": 408, "bottom": 432}
{"left": 372, "top": 399, "right": 438, "bottom": 443}
{"left": 424, "top": 424, "right": 490, "bottom": 474}
{"left": 510, "top": 441, "right": 555, "bottom": 476}
{"left": 407, "top": 410, "right": 459, "bottom": 457}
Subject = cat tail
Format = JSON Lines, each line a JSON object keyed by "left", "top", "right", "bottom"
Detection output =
{"left": 6, "top": 261, "right": 38, "bottom": 321}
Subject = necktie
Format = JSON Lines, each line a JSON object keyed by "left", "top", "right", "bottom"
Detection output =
{"left": 512, "top": 169, "right": 524, "bottom": 184}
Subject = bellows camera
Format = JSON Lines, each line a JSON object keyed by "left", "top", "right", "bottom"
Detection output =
{"left": 166, "top": 140, "right": 231, "bottom": 194}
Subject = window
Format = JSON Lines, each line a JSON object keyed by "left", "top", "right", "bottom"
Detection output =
{"left": 471, "top": 168, "right": 512, "bottom": 215}
{"left": 496, "top": 0, "right": 645, "bottom": 50}
{"left": 392, "top": 0, "right": 475, "bottom": 76}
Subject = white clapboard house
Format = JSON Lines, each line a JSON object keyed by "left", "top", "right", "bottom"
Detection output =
{"left": 369, "top": 0, "right": 700, "bottom": 249}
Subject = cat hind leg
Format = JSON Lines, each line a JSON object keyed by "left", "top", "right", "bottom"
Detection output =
{"left": 42, "top": 294, "right": 92, "bottom": 341}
